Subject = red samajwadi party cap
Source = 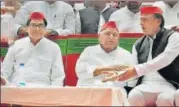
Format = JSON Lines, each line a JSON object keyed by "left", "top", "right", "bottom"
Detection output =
{"left": 140, "top": 6, "right": 163, "bottom": 15}
{"left": 100, "top": 21, "right": 119, "bottom": 32}
{"left": 29, "top": 12, "right": 45, "bottom": 20}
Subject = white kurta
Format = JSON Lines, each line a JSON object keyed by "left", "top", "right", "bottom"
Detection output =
{"left": 1, "top": 13, "right": 15, "bottom": 39}
{"left": 14, "top": 1, "right": 75, "bottom": 36}
{"left": 76, "top": 44, "right": 134, "bottom": 87}
{"left": 109, "top": 6, "right": 142, "bottom": 33}
{"left": 1, "top": 37, "right": 65, "bottom": 86}
{"left": 132, "top": 32, "right": 179, "bottom": 93}
{"left": 74, "top": 3, "right": 85, "bottom": 11}
{"left": 74, "top": 9, "right": 81, "bottom": 34}
{"left": 153, "top": 1, "right": 179, "bottom": 28}
{"left": 1, "top": 2, "right": 20, "bottom": 38}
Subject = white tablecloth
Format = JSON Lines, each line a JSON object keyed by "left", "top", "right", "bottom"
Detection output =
{"left": 1, "top": 86, "right": 129, "bottom": 106}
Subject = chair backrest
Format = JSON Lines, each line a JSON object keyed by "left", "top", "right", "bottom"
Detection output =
{"left": 64, "top": 34, "right": 99, "bottom": 86}
{"left": 64, "top": 54, "right": 80, "bottom": 86}
{"left": 0, "top": 42, "right": 8, "bottom": 63}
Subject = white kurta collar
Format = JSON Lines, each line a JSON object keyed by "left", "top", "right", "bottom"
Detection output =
{"left": 164, "top": 1, "right": 179, "bottom": 10}
{"left": 101, "top": 4, "right": 110, "bottom": 13}
{"left": 173, "top": 1, "right": 179, "bottom": 10}
{"left": 98, "top": 44, "right": 119, "bottom": 56}
{"left": 29, "top": 37, "right": 45, "bottom": 48}
{"left": 45, "top": 1, "right": 57, "bottom": 7}
{"left": 148, "top": 35, "right": 156, "bottom": 41}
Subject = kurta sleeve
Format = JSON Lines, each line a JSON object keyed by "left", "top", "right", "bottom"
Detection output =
{"left": 50, "top": 45, "right": 65, "bottom": 86}
{"left": 126, "top": 45, "right": 139, "bottom": 87}
{"left": 135, "top": 32, "right": 179, "bottom": 77}
{"left": 56, "top": 5, "right": 75, "bottom": 35}
{"left": 1, "top": 45, "right": 16, "bottom": 80}
{"left": 132, "top": 44, "right": 139, "bottom": 65}
{"left": 75, "top": 47, "right": 97, "bottom": 80}
{"left": 75, "top": 11, "right": 81, "bottom": 34}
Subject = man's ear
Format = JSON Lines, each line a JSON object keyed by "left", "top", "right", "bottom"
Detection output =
{"left": 157, "top": 18, "right": 162, "bottom": 26}
{"left": 118, "top": 35, "right": 120, "bottom": 41}
{"left": 98, "top": 32, "right": 101, "bottom": 42}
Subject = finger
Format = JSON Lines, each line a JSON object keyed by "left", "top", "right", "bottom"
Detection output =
{"left": 102, "top": 74, "right": 118, "bottom": 82}
{"left": 117, "top": 72, "right": 129, "bottom": 81}
{"left": 116, "top": 65, "right": 130, "bottom": 71}
{"left": 120, "top": 65, "right": 130, "bottom": 68}
{"left": 1, "top": 78, "right": 6, "bottom": 85}
{"left": 104, "top": 73, "right": 113, "bottom": 77}
{"left": 101, "top": 71, "right": 111, "bottom": 74}
{"left": 117, "top": 76, "right": 127, "bottom": 81}
{"left": 117, "top": 67, "right": 127, "bottom": 71}
{"left": 102, "top": 71, "right": 116, "bottom": 77}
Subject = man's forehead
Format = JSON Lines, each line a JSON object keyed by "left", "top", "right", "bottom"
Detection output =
{"left": 102, "top": 28, "right": 118, "bottom": 32}
{"left": 30, "top": 19, "right": 44, "bottom": 24}
{"left": 140, "top": 14, "right": 154, "bottom": 19}
{"left": 100, "top": 28, "right": 119, "bottom": 36}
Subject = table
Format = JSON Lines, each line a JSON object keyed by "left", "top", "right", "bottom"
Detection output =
{"left": 1, "top": 86, "right": 129, "bottom": 106}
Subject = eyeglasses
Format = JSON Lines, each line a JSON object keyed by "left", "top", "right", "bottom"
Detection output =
{"left": 29, "top": 23, "right": 45, "bottom": 29}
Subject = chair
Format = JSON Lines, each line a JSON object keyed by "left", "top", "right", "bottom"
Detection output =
{"left": 64, "top": 54, "right": 79, "bottom": 86}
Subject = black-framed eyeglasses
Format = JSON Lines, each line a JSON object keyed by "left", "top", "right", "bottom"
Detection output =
{"left": 29, "top": 23, "right": 45, "bottom": 29}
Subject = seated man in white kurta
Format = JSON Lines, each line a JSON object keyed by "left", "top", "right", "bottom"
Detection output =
{"left": 75, "top": 21, "right": 133, "bottom": 87}
{"left": 1, "top": 12, "right": 65, "bottom": 86}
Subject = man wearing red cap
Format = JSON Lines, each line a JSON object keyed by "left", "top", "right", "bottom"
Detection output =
{"left": 101, "top": 6, "right": 179, "bottom": 106}
{"left": 1, "top": 12, "right": 65, "bottom": 86}
{"left": 75, "top": 21, "right": 133, "bottom": 89}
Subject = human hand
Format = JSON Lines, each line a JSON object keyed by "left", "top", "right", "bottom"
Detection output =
{"left": 172, "top": 26, "right": 179, "bottom": 32}
{"left": 1, "top": 75, "right": 8, "bottom": 86}
{"left": 0, "top": 36, "right": 8, "bottom": 43}
{"left": 44, "top": 29, "right": 58, "bottom": 37}
{"left": 93, "top": 65, "right": 131, "bottom": 77}
{"left": 101, "top": 70, "right": 120, "bottom": 82}
{"left": 102, "top": 66, "right": 137, "bottom": 82}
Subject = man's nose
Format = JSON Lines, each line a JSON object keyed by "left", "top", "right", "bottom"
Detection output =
{"left": 109, "top": 34, "right": 114, "bottom": 39}
{"left": 35, "top": 26, "right": 40, "bottom": 30}
{"left": 140, "top": 20, "right": 144, "bottom": 26}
